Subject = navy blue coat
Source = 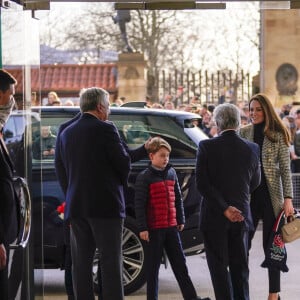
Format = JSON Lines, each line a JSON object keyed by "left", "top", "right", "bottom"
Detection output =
{"left": 56, "top": 113, "right": 131, "bottom": 219}
{"left": 55, "top": 113, "right": 81, "bottom": 196}
{"left": 195, "top": 130, "right": 261, "bottom": 231}
{"left": 55, "top": 113, "right": 148, "bottom": 213}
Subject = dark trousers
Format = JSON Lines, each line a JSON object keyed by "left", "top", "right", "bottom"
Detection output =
{"left": 64, "top": 221, "right": 103, "bottom": 300}
{"left": 249, "top": 189, "right": 280, "bottom": 293}
{"left": 0, "top": 243, "right": 9, "bottom": 300}
{"left": 64, "top": 244, "right": 74, "bottom": 296}
{"left": 203, "top": 223, "right": 250, "bottom": 300}
{"left": 70, "top": 217, "right": 124, "bottom": 300}
{"left": 146, "top": 227, "right": 197, "bottom": 300}
{"left": 63, "top": 222, "right": 74, "bottom": 297}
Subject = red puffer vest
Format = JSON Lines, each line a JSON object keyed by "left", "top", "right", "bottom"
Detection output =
{"left": 147, "top": 179, "right": 177, "bottom": 229}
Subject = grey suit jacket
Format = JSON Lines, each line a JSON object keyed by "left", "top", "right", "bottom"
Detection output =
{"left": 239, "top": 124, "right": 293, "bottom": 216}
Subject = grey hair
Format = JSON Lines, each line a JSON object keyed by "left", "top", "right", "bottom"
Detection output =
{"left": 213, "top": 103, "right": 241, "bottom": 131}
{"left": 79, "top": 87, "right": 109, "bottom": 112}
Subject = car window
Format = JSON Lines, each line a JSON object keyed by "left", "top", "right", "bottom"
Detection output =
{"left": 6, "top": 109, "right": 201, "bottom": 165}
{"left": 32, "top": 115, "right": 72, "bottom": 164}
{"left": 3, "top": 117, "right": 17, "bottom": 140}
{"left": 4, "top": 113, "right": 40, "bottom": 145}
{"left": 110, "top": 114, "right": 197, "bottom": 158}
{"left": 3, "top": 115, "right": 27, "bottom": 141}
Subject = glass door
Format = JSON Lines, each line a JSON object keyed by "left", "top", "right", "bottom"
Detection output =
{"left": 1, "top": 3, "right": 41, "bottom": 299}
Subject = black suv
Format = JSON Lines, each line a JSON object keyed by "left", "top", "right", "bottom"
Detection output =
{"left": 3, "top": 106, "right": 207, "bottom": 294}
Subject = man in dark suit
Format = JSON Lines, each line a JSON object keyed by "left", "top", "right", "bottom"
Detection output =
{"left": 195, "top": 103, "right": 261, "bottom": 300}
{"left": 0, "top": 69, "right": 19, "bottom": 300}
{"left": 56, "top": 87, "right": 131, "bottom": 300}
{"left": 55, "top": 110, "right": 149, "bottom": 300}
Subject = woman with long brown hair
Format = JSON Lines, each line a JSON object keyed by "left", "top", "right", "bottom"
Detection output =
{"left": 240, "top": 93, "right": 294, "bottom": 300}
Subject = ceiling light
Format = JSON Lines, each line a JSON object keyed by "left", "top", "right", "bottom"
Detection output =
{"left": 115, "top": 1, "right": 226, "bottom": 10}
{"left": 195, "top": 2, "right": 225, "bottom": 9}
{"left": 115, "top": 2, "right": 144, "bottom": 9}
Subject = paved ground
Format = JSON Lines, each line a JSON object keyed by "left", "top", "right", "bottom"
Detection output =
{"left": 37, "top": 229, "right": 300, "bottom": 300}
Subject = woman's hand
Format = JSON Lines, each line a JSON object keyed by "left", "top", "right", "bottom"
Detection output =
{"left": 284, "top": 198, "right": 294, "bottom": 217}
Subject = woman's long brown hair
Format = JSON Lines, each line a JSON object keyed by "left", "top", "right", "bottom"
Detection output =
{"left": 249, "top": 93, "right": 291, "bottom": 146}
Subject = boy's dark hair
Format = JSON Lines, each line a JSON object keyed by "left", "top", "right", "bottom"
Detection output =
{"left": 0, "top": 69, "right": 17, "bottom": 92}
{"left": 147, "top": 137, "right": 171, "bottom": 154}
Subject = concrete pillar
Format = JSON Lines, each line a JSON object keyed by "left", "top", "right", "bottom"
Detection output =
{"left": 261, "top": 10, "right": 300, "bottom": 109}
{"left": 117, "top": 53, "right": 147, "bottom": 102}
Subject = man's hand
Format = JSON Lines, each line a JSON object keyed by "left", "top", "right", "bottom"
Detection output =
{"left": 144, "top": 137, "right": 152, "bottom": 151}
{"left": 0, "top": 244, "right": 7, "bottom": 270}
{"left": 224, "top": 206, "right": 244, "bottom": 222}
{"left": 177, "top": 224, "right": 184, "bottom": 231}
{"left": 139, "top": 231, "right": 149, "bottom": 242}
{"left": 43, "top": 148, "right": 55, "bottom": 156}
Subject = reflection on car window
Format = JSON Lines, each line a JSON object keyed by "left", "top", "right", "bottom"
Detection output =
{"left": 28, "top": 111, "right": 199, "bottom": 163}
{"left": 32, "top": 126, "right": 57, "bottom": 160}
{"left": 3, "top": 117, "right": 16, "bottom": 140}
{"left": 110, "top": 114, "right": 197, "bottom": 159}
{"left": 32, "top": 116, "right": 72, "bottom": 164}
{"left": 3, "top": 115, "right": 28, "bottom": 142}
{"left": 125, "top": 122, "right": 150, "bottom": 145}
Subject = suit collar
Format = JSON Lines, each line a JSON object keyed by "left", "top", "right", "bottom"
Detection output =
{"left": 82, "top": 112, "right": 99, "bottom": 120}
{"left": 219, "top": 129, "right": 237, "bottom": 136}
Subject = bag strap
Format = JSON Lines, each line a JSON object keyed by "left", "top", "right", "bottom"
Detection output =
{"left": 273, "top": 210, "right": 285, "bottom": 232}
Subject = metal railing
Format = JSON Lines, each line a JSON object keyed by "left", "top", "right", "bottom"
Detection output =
{"left": 156, "top": 69, "right": 253, "bottom": 105}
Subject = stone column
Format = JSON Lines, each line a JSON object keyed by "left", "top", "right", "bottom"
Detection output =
{"left": 261, "top": 10, "right": 300, "bottom": 109}
{"left": 117, "top": 53, "right": 147, "bottom": 102}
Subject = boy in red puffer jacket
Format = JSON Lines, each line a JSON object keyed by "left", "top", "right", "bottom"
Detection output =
{"left": 134, "top": 137, "right": 210, "bottom": 300}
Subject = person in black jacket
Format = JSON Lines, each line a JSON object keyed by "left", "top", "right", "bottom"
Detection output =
{"left": 0, "top": 69, "right": 19, "bottom": 300}
{"left": 135, "top": 137, "right": 210, "bottom": 300}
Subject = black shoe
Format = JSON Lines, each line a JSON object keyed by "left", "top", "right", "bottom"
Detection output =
{"left": 192, "top": 297, "right": 211, "bottom": 300}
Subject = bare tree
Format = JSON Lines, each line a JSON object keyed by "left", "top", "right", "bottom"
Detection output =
{"left": 128, "top": 10, "right": 182, "bottom": 99}
{"left": 39, "top": 3, "right": 260, "bottom": 100}
{"left": 63, "top": 7, "right": 183, "bottom": 99}
{"left": 66, "top": 3, "right": 116, "bottom": 51}
{"left": 39, "top": 14, "right": 68, "bottom": 49}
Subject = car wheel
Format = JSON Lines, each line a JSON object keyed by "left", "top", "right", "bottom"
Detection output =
{"left": 93, "top": 217, "right": 147, "bottom": 295}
